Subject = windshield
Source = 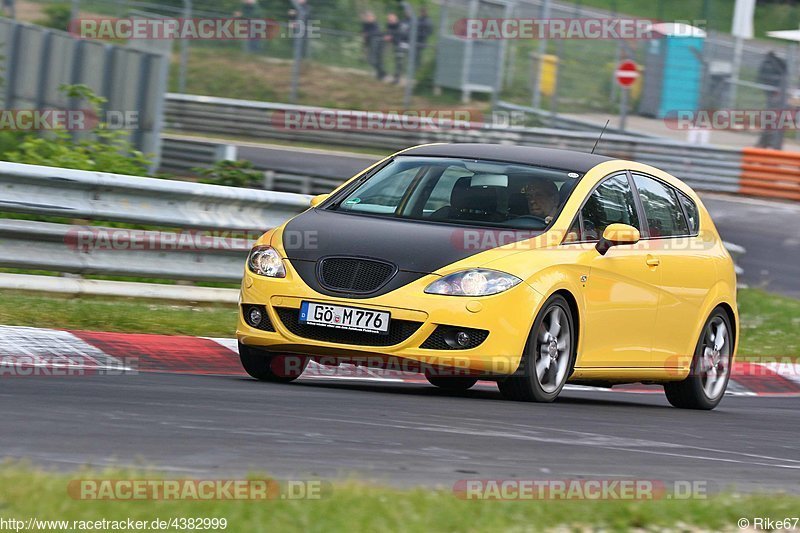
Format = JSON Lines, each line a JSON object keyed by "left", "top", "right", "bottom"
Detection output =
{"left": 329, "top": 156, "right": 582, "bottom": 230}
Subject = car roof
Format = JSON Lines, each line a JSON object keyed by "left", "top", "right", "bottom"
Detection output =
{"left": 400, "top": 143, "right": 614, "bottom": 174}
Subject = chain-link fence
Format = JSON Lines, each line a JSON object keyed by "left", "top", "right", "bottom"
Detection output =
{"left": 46, "top": 0, "right": 432, "bottom": 109}
{"left": 24, "top": 0, "right": 800, "bottom": 148}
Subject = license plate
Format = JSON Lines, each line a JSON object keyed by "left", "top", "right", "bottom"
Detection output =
{"left": 299, "top": 301, "right": 390, "bottom": 334}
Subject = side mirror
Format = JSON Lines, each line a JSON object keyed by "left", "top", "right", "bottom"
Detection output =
{"left": 596, "top": 223, "right": 640, "bottom": 255}
{"left": 309, "top": 193, "right": 330, "bottom": 208}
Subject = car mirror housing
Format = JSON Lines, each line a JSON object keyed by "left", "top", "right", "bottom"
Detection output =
{"left": 309, "top": 193, "right": 330, "bottom": 208}
{"left": 596, "top": 223, "right": 640, "bottom": 255}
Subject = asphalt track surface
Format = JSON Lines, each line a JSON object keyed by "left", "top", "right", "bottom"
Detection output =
{"left": 234, "top": 141, "right": 800, "bottom": 297}
{"left": 3, "top": 371, "right": 798, "bottom": 491}
{"left": 703, "top": 194, "right": 800, "bottom": 298}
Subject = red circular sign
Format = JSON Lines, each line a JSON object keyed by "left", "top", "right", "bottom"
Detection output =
{"left": 615, "top": 60, "right": 639, "bottom": 88}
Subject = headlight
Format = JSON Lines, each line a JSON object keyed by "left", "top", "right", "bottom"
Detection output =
{"left": 424, "top": 269, "right": 521, "bottom": 296}
{"left": 247, "top": 246, "right": 286, "bottom": 278}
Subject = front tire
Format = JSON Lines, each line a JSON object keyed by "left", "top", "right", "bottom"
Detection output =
{"left": 498, "top": 294, "right": 575, "bottom": 402}
{"left": 664, "top": 309, "right": 733, "bottom": 410}
{"left": 239, "top": 343, "right": 308, "bottom": 383}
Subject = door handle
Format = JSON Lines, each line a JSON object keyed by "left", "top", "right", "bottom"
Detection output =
{"left": 646, "top": 255, "right": 660, "bottom": 267}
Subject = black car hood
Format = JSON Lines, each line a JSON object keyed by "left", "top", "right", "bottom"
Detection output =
{"left": 281, "top": 209, "right": 532, "bottom": 298}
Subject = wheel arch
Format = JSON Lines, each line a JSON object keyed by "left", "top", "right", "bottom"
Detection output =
{"left": 715, "top": 300, "right": 738, "bottom": 357}
{"left": 551, "top": 288, "right": 580, "bottom": 374}
{"left": 687, "top": 278, "right": 739, "bottom": 357}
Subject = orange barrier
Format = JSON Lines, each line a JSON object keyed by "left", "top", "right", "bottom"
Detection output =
{"left": 740, "top": 147, "right": 800, "bottom": 201}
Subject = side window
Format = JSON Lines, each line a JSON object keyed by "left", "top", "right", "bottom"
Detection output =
{"left": 579, "top": 174, "right": 640, "bottom": 242}
{"left": 678, "top": 192, "right": 699, "bottom": 234}
{"left": 565, "top": 216, "right": 581, "bottom": 243}
{"left": 632, "top": 174, "right": 689, "bottom": 238}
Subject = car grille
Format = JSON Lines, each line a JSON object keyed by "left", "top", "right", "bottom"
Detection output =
{"left": 419, "top": 326, "right": 489, "bottom": 350}
{"left": 275, "top": 307, "right": 421, "bottom": 346}
{"left": 317, "top": 257, "right": 396, "bottom": 293}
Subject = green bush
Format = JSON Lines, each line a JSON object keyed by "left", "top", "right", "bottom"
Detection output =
{"left": 37, "top": 3, "right": 72, "bottom": 31}
{"left": 5, "top": 84, "right": 152, "bottom": 176}
{"left": 193, "top": 159, "right": 264, "bottom": 188}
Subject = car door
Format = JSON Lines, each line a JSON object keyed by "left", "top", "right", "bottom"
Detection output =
{"left": 630, "top": 173, "right": 715, "bottom": 371}
{"left": 569, "top": 173, "right": 661, "bottom": 369}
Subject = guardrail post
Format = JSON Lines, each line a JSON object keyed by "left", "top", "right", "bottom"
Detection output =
{"left": 215, "top": 144, "right": 237, "bottom": 162}
{"left": 263, "top": 170, "right": 275, "bottom": 191}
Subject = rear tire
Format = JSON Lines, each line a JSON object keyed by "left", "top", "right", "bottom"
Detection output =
{"left": 664, "top": 308, "right": 733, "bottom": 410}
{"left": 498, "top": 294, "right": 575, "bottom": 403}
{"left": 425, "top": 374, "right": 478, "bottom": 391}
{"left": 239, "top": 343, "right": 308, "bottom": 383}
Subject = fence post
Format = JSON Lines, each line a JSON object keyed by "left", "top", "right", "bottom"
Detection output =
{"left": 35, "top": 31, "right": 53, "bottom": 110}
{"left": 402, "top": 1, "right": 418, "bottom": 109}
{"left": 531, "top": 0, "right": 551, "bottom": 110}
{"left": 288, "top": 0, "right": 306, "bottom": 104}
{"left": 727, "top": 37, "right": 743, "bottom": 108}
{"left": 772, "top": 43, "right": 795, "bottom": 150}
{"left": 3, "top": 21, "right": 21, "bottom": 108}
{"left": 178, "top": 0, "right": 192, "bottom": 94}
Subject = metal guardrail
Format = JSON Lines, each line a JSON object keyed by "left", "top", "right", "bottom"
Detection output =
{"left": 495, "top": 101, "right": 659, "bottom": 137}
{"left": 0, "top": 161, "right": 309, "bottom": 231}
{"left": 160, "top": 136, "right": 237, "bottom": 175}
{"left": 0, "top": 219, "right": 248, "bottom": 283}
{"left": 160, "top": 135, "right": 353, "bottom": 195}
{"left": 0, "top": 272, "right": 239, "bottom": 303}
{"left": 0, "top": 162, "right": 311, "bottom": 285}
{"left": 163, "top": 93, "right": 743, "bottom": 195}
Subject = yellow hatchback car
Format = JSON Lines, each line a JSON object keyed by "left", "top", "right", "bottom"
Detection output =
{"left": 237, "top": 144, "right": 738, "bottom": 410}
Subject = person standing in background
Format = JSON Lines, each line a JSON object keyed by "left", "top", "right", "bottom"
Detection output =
{"left": 385, "top": 13, "right": 409, "bottom": 84}
{"left": 2, "top": 0, "right": 15, "bottom": 19}
{"left": 361, "top": 11, "right": 385, "bottom": 81}
{"left": 415, "top": 7, "right": 433, "bottom": 67}
{"left": 241, "top": 0, "right": 261, "bottom": 53}
{"left": 756, "top": 51, "right": 787, "bottom": 149}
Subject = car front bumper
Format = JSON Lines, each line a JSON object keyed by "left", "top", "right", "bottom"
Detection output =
{"left": 236, "top": 264, "right": 544, "bottom": 376}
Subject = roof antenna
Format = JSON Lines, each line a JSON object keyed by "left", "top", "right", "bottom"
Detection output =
{"left": 590, "top": 120, "right": 610, "bottom": 155}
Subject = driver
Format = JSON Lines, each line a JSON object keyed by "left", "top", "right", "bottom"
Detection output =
{"left": 522, "top": 179, "right": 559, "bottom": 223}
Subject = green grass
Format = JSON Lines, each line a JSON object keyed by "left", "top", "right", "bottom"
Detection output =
{"left": 0, "top": 290, "right": 237, "bottom": 337}
{"left": 738, "top": 288, "right": 800, "bottom": 360}
{"left": 170, "top": 46, "right": 466, "bottom": 112}
{"left": 1, "top": 463, "right": 798, "bottom": 532}
{"left": 0, "top": 288, "right": 797, "bottom": 361}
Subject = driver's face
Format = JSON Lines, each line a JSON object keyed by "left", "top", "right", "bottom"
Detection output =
{"left": 524, "top": 185, "right": 558, "bottom": 218}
